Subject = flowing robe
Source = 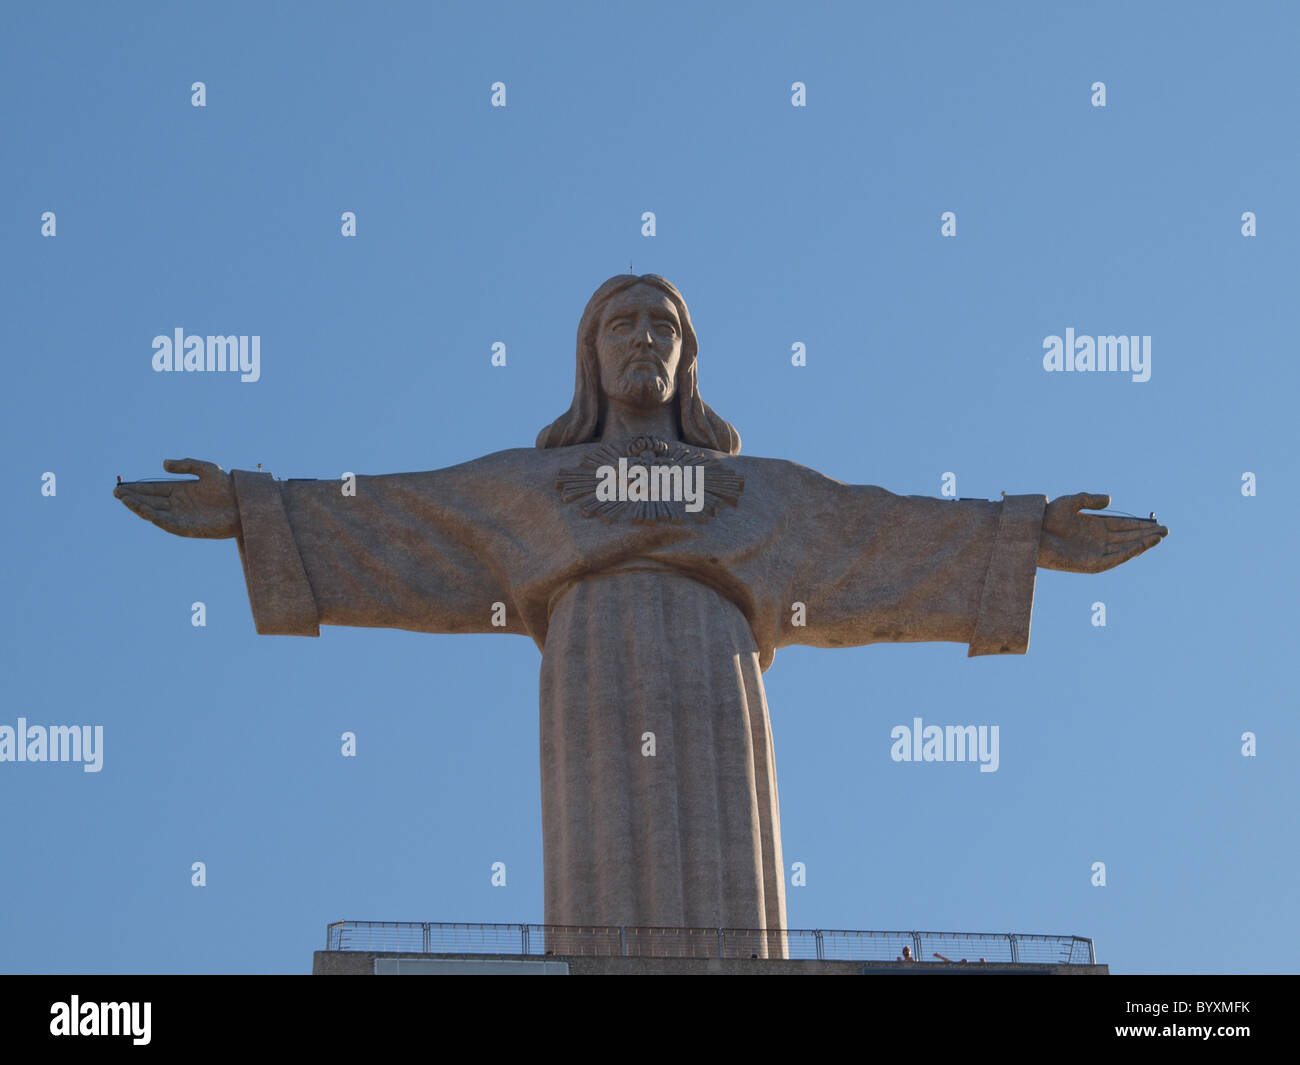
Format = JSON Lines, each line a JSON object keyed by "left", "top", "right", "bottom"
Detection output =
{"left": 230, "top": 443, "right": 1045, "bottom": 943}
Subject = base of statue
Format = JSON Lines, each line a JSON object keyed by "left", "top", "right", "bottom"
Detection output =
{"left": 311, "top": 950, "right": 1108, "bottom": 976}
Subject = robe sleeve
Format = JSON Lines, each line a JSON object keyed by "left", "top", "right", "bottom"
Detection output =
{"left": 230, "top": 468, "right": 523, "bottom": 638}
{"left": 768, "top": 482, "right": 1046, "bottom": 659}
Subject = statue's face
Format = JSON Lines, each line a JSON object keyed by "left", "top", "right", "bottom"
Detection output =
{"left": 595, "top": 284, "right": 683, "bottom": 411}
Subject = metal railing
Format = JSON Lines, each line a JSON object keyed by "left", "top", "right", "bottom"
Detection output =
{"left": 324, "top": 921, "right": 1095, "bottom": 965}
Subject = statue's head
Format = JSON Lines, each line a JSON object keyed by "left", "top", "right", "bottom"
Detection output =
{"left": 535, "top": 274, "right": 741, "bottom": 454}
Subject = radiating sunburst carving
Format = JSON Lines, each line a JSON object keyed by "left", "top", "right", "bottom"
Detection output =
{"left": 557, "top": 435, "right": 744, "bottom": 524}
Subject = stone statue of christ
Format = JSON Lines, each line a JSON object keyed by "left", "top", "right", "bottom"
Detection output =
{"left": 114, "top": 274, "right": 1167, "bottom": 942}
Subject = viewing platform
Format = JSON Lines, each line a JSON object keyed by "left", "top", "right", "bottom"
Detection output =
{"left": 313, "top": 921, "right": 1107, "bottom": 975}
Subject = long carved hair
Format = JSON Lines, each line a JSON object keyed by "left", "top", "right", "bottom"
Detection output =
{"left": 535, "top": 274, "right": 741, "bottom": 455}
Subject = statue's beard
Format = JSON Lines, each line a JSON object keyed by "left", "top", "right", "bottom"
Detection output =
{"left": 608, "top": 366, "right": 675, "bottom": 410}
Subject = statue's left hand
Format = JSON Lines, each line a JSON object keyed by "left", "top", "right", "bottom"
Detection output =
{"left": 1037, "top": 493, "right": 1168, "bottom": 573}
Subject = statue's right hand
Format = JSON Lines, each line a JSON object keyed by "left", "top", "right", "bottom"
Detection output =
{"left": 113, "top": 458, "right": 241, "bottom": 539}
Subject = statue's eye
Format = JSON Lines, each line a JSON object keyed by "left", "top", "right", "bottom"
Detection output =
{"left": 609, "top": 320, "right": 631, "bottom": 333}
{"left": 655, "top": 322, "right": 676, "bottom": 336}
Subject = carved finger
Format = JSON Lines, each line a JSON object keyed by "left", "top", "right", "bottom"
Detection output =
{"left": 1106, "top": 526, "right": 1166, "bottom": 545}
{"left": 118, "top": 487, "right": 171, "bottom": 511}
{"left": 164, "top": 458, "right": 220, "bottom": 478}
{"left": 1074, "top": 493, "right": 1111, "bottom": 511}
{"left": 1103, "top": 516, "right": 1161, "bottom": 532}
{"left": 1103, "top": 532, "right": 1163, "bottom": 558}
{"left": 115, "top": 481, "right": 175, "bottom": 498}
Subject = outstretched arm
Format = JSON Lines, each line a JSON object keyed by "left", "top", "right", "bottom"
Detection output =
{"left": 767, "top": 473, "right": 1168, "bottom": 663}
{"left": 764, "top": 480, "right": 1046, "bottom": 660}
{"left": 114, "top": 458, "right": 525, "bottom": 640}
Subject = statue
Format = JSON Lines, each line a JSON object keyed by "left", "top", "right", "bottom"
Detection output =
{"left": 114, "top": 274, "right": 1167, "bottom": 949}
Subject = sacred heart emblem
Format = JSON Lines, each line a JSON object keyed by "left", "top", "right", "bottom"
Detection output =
{"left": 556, "top": 435, "right": 744, "bottom": 524}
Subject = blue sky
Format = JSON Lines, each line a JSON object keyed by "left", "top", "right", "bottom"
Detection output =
{"left": 1, "top": 1, "right": 1296, "bottom": 974}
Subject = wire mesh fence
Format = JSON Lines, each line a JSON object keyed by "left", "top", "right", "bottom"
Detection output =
{"left": 325, "top": 921, "right": 1095, "bottom": 965}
